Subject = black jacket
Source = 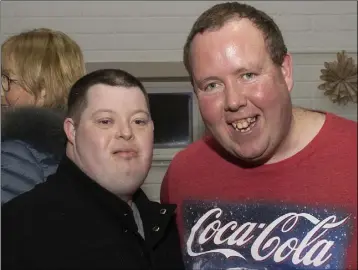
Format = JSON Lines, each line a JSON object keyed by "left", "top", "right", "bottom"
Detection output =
{"left": 2, "top": 156, "right": 184, "bottom": 270}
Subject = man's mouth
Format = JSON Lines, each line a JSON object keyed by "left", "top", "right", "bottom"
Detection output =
{"left": 230, "top": 116, "right": 258, "bottom": 133}
{"left": 112, "top": 149, "right": 138, "bottom": 158}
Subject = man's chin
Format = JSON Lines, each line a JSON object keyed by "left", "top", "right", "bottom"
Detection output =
{"left": 113, "top": 184, "right": 142, "bottom": 200}
{"left": 120, "top": 175, "right": 146, "bottom": 189}
{"left": 228, "top": 146, "right": 271, "bottom": 166}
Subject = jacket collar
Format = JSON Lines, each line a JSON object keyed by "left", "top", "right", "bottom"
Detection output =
{"left": 56, "top": 156, "right": 176, "bottom": 248}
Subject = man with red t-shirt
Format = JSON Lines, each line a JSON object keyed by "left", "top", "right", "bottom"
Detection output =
{"left": 161, "top": 2, "right": 357, "bottom": 270}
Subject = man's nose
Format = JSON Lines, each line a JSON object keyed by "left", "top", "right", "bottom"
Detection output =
{"left": 224, "top": 82, "right": 247, "bottom": 112}
{"left": 115, "top": 122, "right": 134, "bottom": 140}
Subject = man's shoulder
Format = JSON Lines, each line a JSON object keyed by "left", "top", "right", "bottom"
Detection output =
{"left": 325, "top": 113, "right": 357, "bottom": 140}
{"left": 309, "top": 112, "right": 357, "bottom": 161}
{"left": 171, "top": 136, "right": 214, "bottom": 166}
{"left": 300, "top": 109, "right": 357, "bottom": 143}
{"left": 2, "top": 175, "right": 61, "bottom": 217}
{"left": 328, "top": 112, "right": 357, "bottom": 127}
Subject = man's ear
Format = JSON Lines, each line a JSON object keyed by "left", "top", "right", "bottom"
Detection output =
{"left": 280, "top": 53, "right": 294, "bottom": 92}
{"left": 64, "top": 117, "right": 76, "bottom": 145}
{"left": 35, "top": 89, "right": 46, "bottom": 106}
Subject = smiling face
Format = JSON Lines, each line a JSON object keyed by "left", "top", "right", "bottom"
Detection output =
{"left": 190, "top": 19, "right": 294, "bottom": 163}
{"left": 64, "top": 84, "right": 154, "bottom": 199}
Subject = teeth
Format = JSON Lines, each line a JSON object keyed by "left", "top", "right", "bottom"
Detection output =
{"left": 231, "top": 116, "right": 257, "bottom": 132}
{"left": 248, "top": 117, "right": 256, "bottom": 123}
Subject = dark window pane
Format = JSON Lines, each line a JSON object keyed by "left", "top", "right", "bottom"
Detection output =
{"left": 148, "top": 93, "right": 192, "bottom": 148}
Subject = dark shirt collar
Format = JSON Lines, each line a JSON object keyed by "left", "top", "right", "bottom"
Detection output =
{"left": 57, "top": 155, "right": 134, "bottom": 212}
{"left": 56, "top": 156, "right": 176, "bottom": 247}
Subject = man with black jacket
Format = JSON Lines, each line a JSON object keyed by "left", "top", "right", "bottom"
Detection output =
{"left": 2, "top": 69, "right": 184, "bottom": 270}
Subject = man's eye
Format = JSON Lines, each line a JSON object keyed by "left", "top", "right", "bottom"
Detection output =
{"left": 98, "top": 119, "right": 113, "bottom": 125}
{"left": 134, "top": 119, "right": 148, "bottom": 126}
{"left": 242, "top": 73, "right": 256, "bottom": 80}
{"left": 134, "top": 119, "right": 148, "bottom": 125}
{"left": 204, "top": 82, "right": 219, "bottom": 92}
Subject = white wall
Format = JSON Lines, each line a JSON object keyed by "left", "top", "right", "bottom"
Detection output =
{"left": 1, "top": 1, "right": 357, "bottom": 201}
{"left": 1, "top": 1, "right": 357, "bottom": 61}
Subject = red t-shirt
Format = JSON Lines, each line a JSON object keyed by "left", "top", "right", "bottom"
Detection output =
{"left": 161, "top": 113, "right": 357, "bottom": 270}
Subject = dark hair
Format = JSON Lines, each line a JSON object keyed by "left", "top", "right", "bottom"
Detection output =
{"left": 183, "top": 2, "right": 287, "bottom": 79}
{"left": 66, "top": 68, "right": 149, "bottom": 123}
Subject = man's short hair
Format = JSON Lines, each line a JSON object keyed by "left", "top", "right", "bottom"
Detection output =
{"left": 66, "top": 68, "right": 149, "bottom": 123}
{"left": 183, "top": 2, "right": 288, "bottom": 80}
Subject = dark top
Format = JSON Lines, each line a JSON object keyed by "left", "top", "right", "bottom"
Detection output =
{"left": 2, "top": 156, "right": 184, "bottom": 270}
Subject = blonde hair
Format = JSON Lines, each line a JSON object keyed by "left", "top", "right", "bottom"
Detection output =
{"left": 1, "top": 28, "right": 86, "bottom": 109}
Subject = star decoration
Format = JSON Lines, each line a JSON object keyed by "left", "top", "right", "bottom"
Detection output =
{"left": 318, "top": 51, "right": 357, "bottom": 105}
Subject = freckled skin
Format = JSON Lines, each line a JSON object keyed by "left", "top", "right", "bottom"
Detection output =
{"left": 190, "top": 19, "right": 294, "bottom": 163}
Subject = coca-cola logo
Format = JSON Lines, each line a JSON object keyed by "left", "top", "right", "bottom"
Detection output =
{"left": 186, "top": 207, "right": 350, "bottom": 268}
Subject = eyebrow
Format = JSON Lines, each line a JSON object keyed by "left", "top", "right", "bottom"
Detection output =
{"left": 91, "top": 109, "right": 115, "bottom": 117}
{"left": 131, "top": 109, "right": 150, "bottom": 116}
{"left": 196, "top": 66, "right": 258, "bottom": 86}
{"left": 196, "top": 76, "right": 220, "bottom": 86}
{"left": 91, "top": 109, "right": 150, "bottom": 117}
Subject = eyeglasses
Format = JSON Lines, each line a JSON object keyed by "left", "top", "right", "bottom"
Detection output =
{"left": 1, "top": 73, "right": 18, "bottom": 93}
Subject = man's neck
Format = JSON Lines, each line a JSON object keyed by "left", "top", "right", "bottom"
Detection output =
{"left": 266, "top": 107, "right": 326, "bottom": 164}
{"left": 65, "top": 147, "right": 134, "bottom": 205}
{"left": 125, "top": 198, "right": 133, "bottom": 207}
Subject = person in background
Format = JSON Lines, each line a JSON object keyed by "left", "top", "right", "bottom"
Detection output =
{"left": 160, "top": 2, "right": 357, "bottom": 270}
{"left": 1, "top": 28, "right": 86, "bottom": 203}
{"left": 2, "top": 69, "right": 184, "bottom": 270}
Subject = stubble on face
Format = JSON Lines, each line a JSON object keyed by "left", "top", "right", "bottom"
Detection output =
{"left": 190, "top": 19, "right": 294, "bottom": 164}
{"left": 68, "top": 84, "right": 154, "bottom": 199}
